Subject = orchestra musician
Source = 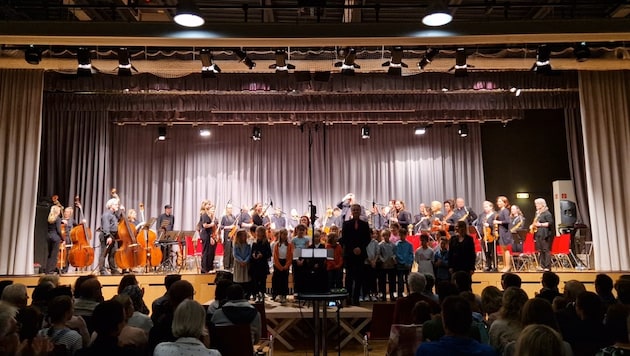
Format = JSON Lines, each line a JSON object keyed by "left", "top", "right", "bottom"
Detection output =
{"left": 98, "top": 198, "right": 121, "bottom": 275}
{"left": 429, "top": 201, "right": 444, "bottom": 223}
{"left": 370, "top": 204, "right": 388, "bottom": 230}
{"left": 477, "top": 200, "right": 497, "bottom": 272}
{"left": 452, "top": 198, "right": 478, "bottom": 226}
{"left": 390, "top": 200, "right": 412, "bottom": 231}
{"left": 508, "top": 205, "right": 526, "bottom": 255}
{"left": 46, "top": 205, "right": 63, "bottom": 274}
{"left": 442, "top": 199, "right": 456, "bottom": 232}
{"left": 251, "top": 202, "right": 265, "bottom": 226}
{"left": 413, "top": 204, "right": 432, "bottom": 234}
{"left": 126, "top": 209, "right": 139, "bottom": 227}
{"left": 315, "top": 206, "right": 335, "bottom": 231}
{"left": 198, "top": 201, "right": 218, "bottom": 273}
{"left": 238, "top": 205, "right": 253, "bottom": 230}
{"left": 270, "top": 207, "right": 286, "bottom": 230}
{"left": 157, "top": 204, "right": 176, "bottom": 267}
{"left": 219, "top": 203, "right": 237, "bottom": 270}
{"left": 60, "top": 206, "right": 78, "bottom": 274}
{"left": 533, "top": 198, "right": 554, "bottom": 271}
{"left": 493, "top": 196, "right": 512, "bottom": 272}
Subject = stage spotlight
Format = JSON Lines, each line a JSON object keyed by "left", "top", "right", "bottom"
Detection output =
{"left": 414, "top": 126, "right": 427, "bottom": 135}
{"left": 174, "top": 0, "right": 205, "bottom": 27}
{"left": 457, "top": 123, "right": 469, "bottom": 138}
{"left": 158, "top": 126, "right": 167, "bottom": 141}
{"left": 269, "top": 49, "right": 296, "bottom": 73}
{"left": 200, "top": 49, "right": 220, "bottom": 78}
{"left": 235, "top": 49, "right": 256, "bottom": 69}
{"left": 418, "top": 48, "right": 439, "bottom": 70}
{"left": 199, "top": 127, "right": 211, "bottom": 137}
{"left": 77, "top": 47, "right": 93, "bottom": 77}
{"left": 422, "top": 0, "right": 452, "bottom": 27}
{"left": 448, "top": 48, "right": 469, "bottom": 77}
{"left": 361, "top": 125, "right": 370, "bottom": 139}
{"left": 382, "top": 46, "right": 408, "bottom": 76}
{"left": 334, "top": 48, "right": 360, "bottom": 76}
{"left": 574, "top": 42, "right": 591, "bottom": 62}
{"left": 252, "top": 126, "right": 262, "bottom": 141}
{"left": 117, "top": 48, "right": 136, "bottom": 76}
{"left": 532, "top": 44, "right": 552, "bottom": 74}
{"left": 24, "top": 45, "right": 42, "bottom": 65}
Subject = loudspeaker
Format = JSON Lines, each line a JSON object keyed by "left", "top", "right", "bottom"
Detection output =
{"left": 559, "top": 200, "right": 577, "bottom": 227}
{"left": 34, "top": 204, "right": 50, "bottom": 272}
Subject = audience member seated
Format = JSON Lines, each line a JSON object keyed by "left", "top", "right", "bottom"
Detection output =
{"left": 0, "top": 300, "right": 52, "bottom": 356}
{"left": 480, "top": 286, "right": 503, "bottom": 327}
{"left": 488, "top": 287, "right": 528, "bottom": 354}
{"left": 503, "top": 297, "right": 572, "bottom": 356}
{"left": 17, "top": 306, "right": 43, "bottom": 346}
{"left": 120, "top": 285, "right": 153, "bottom": 335}
{"left": 595, "top": 274, "right": 617, "bottom": 311}
{"left": 393, "top": 273, "right": 440, "bottom": 325}
{"left": 1, "top": 283, "right": 29, "bottom": 309}
{"left": 148, "top": 279, "right": 195, "bottom": 354}
{"left": 73, "top": 277, "right": 104, "bottom": 334}
{"left": 206, "top": 279, "right": 233, "bottom": 324}
{"left": 111, "top": 294, "right": 148, "bottom": 352}
{"left": 37, "top": 295, "right": 83, "bottom": 355}
{"left": 387, "top": 301, "right": 432, "bottom": 356}
{"left": 460, "top": 291, "right": 489, "bottom": 344}
{"left": 154, "top": 299, "right": 221, "bottom": 356}
{"left": 501, "top": 273, "right": 522, "bottom": 289}
{"left": 569, "top": 291, "right": 612, "bottom": 356}
{"left": 0, "top": 280, "right": 14, "bottom": 297}
{"left": 117, "top": 274, "right": 149, "bottom": 315}
{"left": 555, "top": 280, "right": 586, "bottom": 346}
{"left": 151, "top": 274, "right": 182, "bottom": 324}
{"left": 30, "top": 282, "right": 55, "bottom": 315}
{"left": 597, "top": 304, "right": 630, "bottom": 355}
{"left": 514, "top": 324, "right": 568, "bottom": 356}
{"left": 537, "top": 271, "right": 562, "bottom": 304}
{"left": 422, "top": 274, "right": 439, "bottom": 303}
{"left": 415, "top": 296, "right": 496, "bottom": 356}
{"left": 37, "top": 274, "right": 60, "bottom": 288}
{"left": 615, "top": 275, "right": 630, "bottom": 306}
{"left": 210, "top": 284, "right": 261, "bottom": 345}
{"left": 422, "top": 282, "right": 482, "bottom": 342}
{"left": 75, "top": 300, "right": 135, "bottom": 356}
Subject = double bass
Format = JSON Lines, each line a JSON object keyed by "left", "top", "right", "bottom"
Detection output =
{"left": 68, "top": 196, "right": 95, "bottom": 268}
{"left": 137, "top": 203, "right": 162, "bottom": 268}
{"left": 111, "top": 189, "right": 146, "bottom": 269}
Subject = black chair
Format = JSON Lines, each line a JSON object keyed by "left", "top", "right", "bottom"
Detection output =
{"left": 210, "top": 323, "right": 254, "bottom": 356}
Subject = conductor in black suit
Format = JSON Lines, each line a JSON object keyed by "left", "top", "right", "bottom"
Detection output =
{"left": 341, "top": 204, "right": 371, "bottom": 305}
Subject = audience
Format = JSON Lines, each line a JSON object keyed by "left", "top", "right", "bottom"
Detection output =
{"left": 595, "top": 273, "right": 617, "bottom": 311}
{"left": 598, "top": 304, "right": 630, "bottom": 355}
{"left": 570, "top": 291, "right": 611, "bottom": 356}
{"left": 37, "top": 295, "right": 83, "bottom": 355}
{"left": 206, "top": 278, "right": 233, "bottom": 323}
{"left": 148, "top": 279, "right": 195, "bottom": 353}
{"left": 120, "top": 284, "right": 153, "bottom": 335}
{"left": 117, "top": 274, "right": 149, "bottom": 314}
{"left": 1, "top": 283, "right": 29, "bottom": 309}
{"left": 154, "top": 300, "right": 221, "bottom": 356}
{"left": 415, "top": 296, "right": 496, "bottom": 356}
{"left": 73, "top": 276, "right": 103, "bottom": 334}
{"left": 151, "top": 274, "right": 182, "bottom": 324}
{"left": 501, "top": 273, "right": 522, "bottom": 289}
{"left": 488, "top": 287, "right": 528, "bottom": 354}
{"left": 537, "top": 271, "right": 562, "bottom": 304}
{"left": 75, "top": 300, "right": 134, "bottom": 356}
{"left": 393, "top": 273, "right": 440, "bottom": 325}
{"left": 556, "top": 280, "right": 587, "bottom": 346}
{"left": 615, "top": 275, "right": 630, "bottom": 305}
{"left": 514, "top": 324, "right": 568, "bottom": 356}
{"left": 110, "top": 294, "right": 148, "bottom": 352}
{"left": 210, "top": 284, "right": 261, "bottom": 345}
{"left": 480, "top": 286, "right": 503, "bottom": 327}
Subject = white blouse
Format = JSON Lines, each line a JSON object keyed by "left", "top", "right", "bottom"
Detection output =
{"left": 153, "top": 337, "right": 222, "bottom": 356}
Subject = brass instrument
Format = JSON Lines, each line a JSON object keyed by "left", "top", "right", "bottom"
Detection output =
{"left": 529, "top": 212, "right": 540, "bottom": 234}
{"left": 458, "top": 207, "right": 470, "bottom": 222}
{"left": 510, "top": 216, "right": 523, "bottom": 233}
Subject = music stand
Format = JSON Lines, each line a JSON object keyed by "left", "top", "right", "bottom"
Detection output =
{"left": 136, "top": 217, "right": 156, "bottom": 231}
{"left": 179, "top": 231, "right": 197, "bottom": 271}
{"left": 157, "top": 231, "right": 180, "bottom": 272}
{"left": 158, "top": 231, "right": 180, "bottom": 244}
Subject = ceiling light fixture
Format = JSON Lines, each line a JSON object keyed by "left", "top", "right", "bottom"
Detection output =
{"left": 174, "top": 0, "right": 205, "bottom": 27}
{"left": 574, "top": 42, "right": 591, "bottom": 62}
{"left": 235, "top": 49, "right": 256, "bottom": 70}
{"left": 200, "top": 49, "right": 221, "bottom": 78}
{"left": 77, "top": 47, "right": 93, "bottom": 77}
{"left": 361, "top": 125, "right": 370, "bottom": 139}
{"left": 414, "top": 126, "right": 427, "bottom": 135}
{"left": 24, "top": 45, "right": 42, "bottom": 65}
{"left": 117, "top": 48, "right": 136, "bottom": 76}
{"left": 382, "top": 46, "right": 408, "bottom": 76}
{"left": 252, "top": 126, "right": 262, "bottom": 141}
{"left": 457, "top": 123, "right": 469, "bottom": 137}
{"left": 449, "top": 48, "right": 470, "bottom": 77}
{"left": 199, "top": 127, "right": 211, "bottom": 137}
{"left": 422, "top": 0, "right": 452, "bottom": 27}
{"left": 269, "top": 49, "right": 296, "bottom": 73}
{"left": 158, "top": 126, "right": 167, "bottom": 141}
{"left": 532, "top": 44, "right": 552, "bottom": 74}
{"left": 418, "top": 48, "right": 439, "bottom": 70}
{"left": 334, "top": 47, "right": 360, "bottom": 76}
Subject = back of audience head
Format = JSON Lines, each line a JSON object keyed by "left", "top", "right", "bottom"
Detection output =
{"left": 121, "top": 284, "right": 144, "bottom": 313}
{"left": 48, "top": 295, "right": 74, "bottom": 324}
{"left": 73, "top": 274, "right": 97, "bottom": 299}
{"left": 214, "top": 279, "right": 233, "bottom": 303}
{"left": 615, "top": 276, "right": 630, "bottom": 305}
{"left": 500, "top": 287, "right": 528, "bottom": 322}
{"left": 16, "top": 306, "right": 42, "bottom": 341}
{"left": 563, "top": 280, "right": 586, "bottom": 302}
{"left": 412, "top": 301, "right": 432, "bottom": 324}
{"left": 0, "top": 280, "right": 13, "bottom": 298}
{"left": 172, "top": 299, "right": 206, "bottom": 339}
{"left": 0, "top": 300, "right": 18, "bottom": 338}
{"left": 37, "top": 274, "right": 60, "bottom": 288}
{"left": 167, "top": 280, "right": 194, "bottom": 310}
{"left": 501, "top": 273, "right": 522, "bottom": 289}
{"left": 514, "top": 324, "right": 566, "bottom": 356}
{"left": 605, "top": 304, "right": 629, "bottom": 343}
{"left": 424, "top": 274, "right": 435, "bottom": 294}
{"left": 481, "top": 285, "right": 503, "bottom": 316}
{"left": 521, "top": 298, "right": 559, "bottom": 330}
{"left": 164, "top": 274, "right": 182, "bottom": 292}
{"left": 542, "top": 271, "right": 560, "bottom": 290}
{"left": 408, "top": 272, "right": 426, "bottom": 295}
{"left": 595, "top": 274, "right": 614, "bottom": 295}
{"left": 92, "top": 300, "right": 125, "bottom": 337}
{"left": 436, "top": 281, "right": 460, "bottom": 305}
{"left": 552, "top": 296, "right": 569, "bottom": 312}
{"left": 441, "top": 296, "right": 472, "bottom": 336}
{"left": 575, "top": 291, "right": 603, "bottom": 321}
{"left": 117, "top": 274, "right": 140, "bottom": 295}
{"left": 451, "top": 271, "right": 473, "bottom": 293}
{"left": 1, "top": 283, "right": 28, "bottom": 308}
{"left": 226, "top": 284, "right": 245, "bottom": 301}
{"left": 113, "top": 294, "right": 134, "bottom": 320}
{"left": 31, "top": 282, "right": 55, "bottom": 311}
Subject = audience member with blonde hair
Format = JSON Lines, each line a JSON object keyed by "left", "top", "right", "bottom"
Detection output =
{"left": 488, "top": 287, "right": 528, "bottom": 354}
{"left": 514, "top": 324, "right": 567, "bottom": 356}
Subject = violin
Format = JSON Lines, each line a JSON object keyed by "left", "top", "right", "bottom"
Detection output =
{"left": 112, "top": 189, "right": 146, "bottom": 269}
{"left": 68, "top": 196, "right": 95, "bottom": 268}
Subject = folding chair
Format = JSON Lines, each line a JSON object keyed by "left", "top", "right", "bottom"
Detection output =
{"left": 551, "top": 234, "right": 573, "bottom": 270}
{"left": 513, "top": 233, "right": 537, "bottom": 271}
{"left": 184, "top": 235, "right": 202, "bottom": 273}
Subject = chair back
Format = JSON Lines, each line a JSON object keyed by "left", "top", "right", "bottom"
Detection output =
{"left": 184, "top": 235, "right": 195, "bottom": 257}
{"left": 210, "top": 323, "right": 253, "bottom": 356}
{"left": 522, "top": 233, "right": 536, "bottom": 254}
{"left": 369, "top": 303, "right": 396, "bottom": 340}
{"left": 474, "top": 236, "right": 482, "bottom": 253}
{"left": 551, "top": 234, "right": 571, "bottom": 254}
{"left": 253, "top": 301, "right": 268, "bottom": 339}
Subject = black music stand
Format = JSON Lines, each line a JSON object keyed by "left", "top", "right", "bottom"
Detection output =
{"left": 158, "top": 231, "right": 180, "bottom": 272}
{"left": 295, "top": 292, "right": 349, "bottom": 356}
{"left": 179, "top": 231, "right": 197, "bottom": 271}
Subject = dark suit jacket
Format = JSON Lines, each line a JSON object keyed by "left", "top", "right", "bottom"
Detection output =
{"left": 341, "top": 219, "right": 371, "bottom": 265}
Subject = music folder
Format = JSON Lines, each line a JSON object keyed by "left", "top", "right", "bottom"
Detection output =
{"left": 299, "top": 248, "right": 333, "bottom": 259}
{"left": 136, "top": 217, "right": 156, "bottom": 230}
{"left": 158, "top": 231, "right": 180, "bottom": 243}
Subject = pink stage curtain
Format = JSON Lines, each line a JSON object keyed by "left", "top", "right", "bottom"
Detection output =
{"left": 579, "top": 71, "right": 630, "bottom": 271}
{"left": 0, "top": 69, "right": 44, "bottom": 275}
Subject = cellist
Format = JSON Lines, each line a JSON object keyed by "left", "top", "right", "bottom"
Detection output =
{"left": 98, "top": 198, "right": 122, "bottom": 275}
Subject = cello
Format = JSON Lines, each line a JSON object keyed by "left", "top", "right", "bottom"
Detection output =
{"left": 111, "top": 189, "right": 146, "bottom": 269}
{"left": 137, "top": 203, "right": 162, "bottom": 268}
{"left": 68, "top": 196, "right": 95, "bottom": 268}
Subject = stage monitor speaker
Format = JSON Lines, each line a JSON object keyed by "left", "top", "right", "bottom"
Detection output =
{"left": 559, "top": 199, "right": 577, "bottom": 227}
